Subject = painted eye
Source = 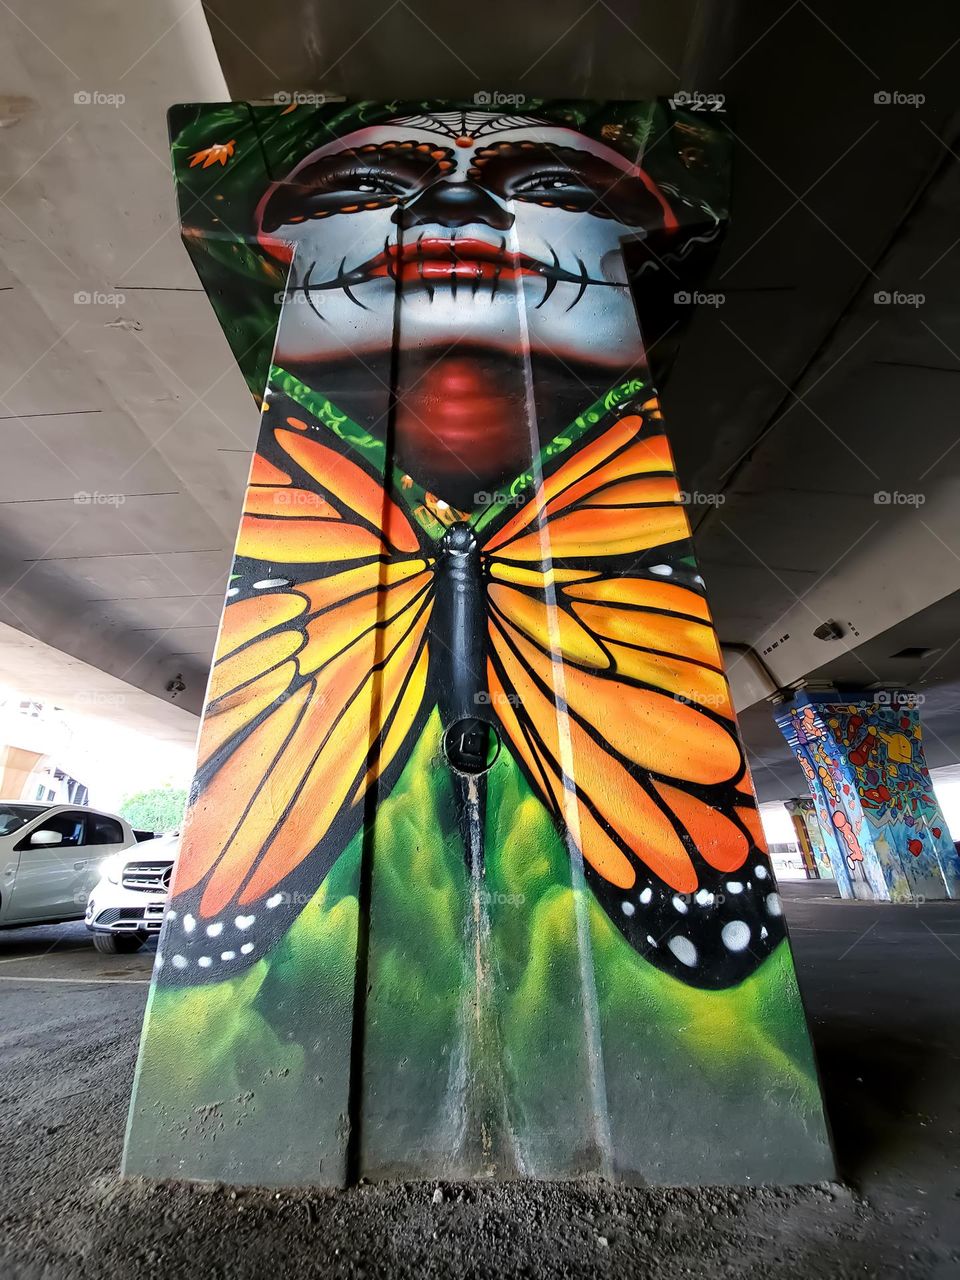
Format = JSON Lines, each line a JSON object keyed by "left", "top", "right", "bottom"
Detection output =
{"left": 331, "top": 168, "right": 409, "bottom": 197}
{"left": 513, "top": 172, "right": 582, "bottom": 195}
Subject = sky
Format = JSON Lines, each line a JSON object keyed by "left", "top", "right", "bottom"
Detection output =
{"left": 63, "top": 713, "right": 196, "bottom": 811}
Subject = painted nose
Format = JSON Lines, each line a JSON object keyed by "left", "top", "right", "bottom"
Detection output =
{"left": 395, "top": 180, "right": 514, "bottom": 231}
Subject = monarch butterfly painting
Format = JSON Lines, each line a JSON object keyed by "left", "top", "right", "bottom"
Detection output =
{"left": 125, "top": 98, "right": 832, "bottom": 1190}
{"left": 162, "top": 388, "right": 783, "bottom": 991}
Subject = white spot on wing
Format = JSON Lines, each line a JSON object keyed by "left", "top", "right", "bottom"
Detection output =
{"left": 668, "top": 936, "right": 697, "bottom": 967}
{"left": 266, "top": 893, "right": 284, "bottom": 909}
{"left": 240, "top": 942, "right": 254, "bottom": 955}
{"left": 726, "top": 881, "right": 744, "bottom": 894}
{"left": 766, "top": 892, "right": 783, "bottom": 917}
{"left": 721, "top": 920, "right": 751, "bottom": 952}
{"left": 183, "top": 913, "right": 196, "bottom": 934}
{"left": 206, "top": 922, "right": 223, "bottom": 937}
{"left": 621, "top": 901, "right": 635, "bottom": 916}
{"left": 235, "top": 915, "right": 255, "bottom": 930}
{"left": 639, "top": 886, "right": 653, "bottom": 905}
{"left": 172, "top": 955, "right": 187, "bottom": 970}
{"left": 672, "top": 895, "right": 688, "bottom": 914}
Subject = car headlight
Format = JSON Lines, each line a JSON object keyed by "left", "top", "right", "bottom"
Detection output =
{"left": 101, "top": 854, "right": 124, "bottom": 884}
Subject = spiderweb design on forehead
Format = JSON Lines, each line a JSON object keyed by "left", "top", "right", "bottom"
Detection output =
{"left": 389, "top": 111, "right": 546, "bottom": 140}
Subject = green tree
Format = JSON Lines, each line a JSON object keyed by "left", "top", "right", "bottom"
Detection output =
{"left": 120, "top": 786, "right": 187, "bottom": 833}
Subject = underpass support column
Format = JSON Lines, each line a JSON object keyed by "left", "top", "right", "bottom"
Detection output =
{"left": 784, "top": 796, "right": 852, "bottom": 891}
{"left": 776, "top": 691, "right": 960, "bottom": 902}
{"left": 122, "top": 97, "right": 833, "bottom": 1188}
{"left": 784, "top": 798, "right": 827, "bottom": 880}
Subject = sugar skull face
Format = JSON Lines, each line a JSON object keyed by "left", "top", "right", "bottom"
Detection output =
{"left": 258, "top": 111, "right": 677, "bottom": 503}
{"left": 260, "top": 111, "right": 676, "bottom": 370}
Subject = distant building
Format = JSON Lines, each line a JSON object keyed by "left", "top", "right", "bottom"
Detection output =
{"left": 0, "top": 697, "right": 88, "bottom": 805}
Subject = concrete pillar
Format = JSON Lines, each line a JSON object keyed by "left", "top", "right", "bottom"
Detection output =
{"left": 124, "top": 98, "right": 832, "bottom": 1188}
{"left": 784, "top": 795, "right": 853, "bottom": 893}
{"left": 776, "top": 692, "right": 960, "bottom": 902}
{"left": 784, "top": 798, "right": 825, "bottom": 880}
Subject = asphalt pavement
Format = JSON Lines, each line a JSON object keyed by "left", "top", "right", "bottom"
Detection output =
{"left": 1, "top": 890, "right": 958, "bottom": 1279}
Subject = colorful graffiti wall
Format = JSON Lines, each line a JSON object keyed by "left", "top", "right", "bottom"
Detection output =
{"left": 124, "top": 100, "right": 832, "bottom": 1187}
{"left": 777, "top": 693, "right": 960, "bottom": 902}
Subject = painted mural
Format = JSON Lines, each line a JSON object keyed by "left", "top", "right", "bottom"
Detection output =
{"left": 784, "top": 798, "right": 832, "bottom": 881}
{"left": 777, "top": 693, "right": 960, "bottom": 902}
{"left": 124, "top": 100, "right": 832, "bottom": 1187}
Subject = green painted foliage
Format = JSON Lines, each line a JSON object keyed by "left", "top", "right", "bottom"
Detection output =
{"left": 131, "top": 719, "right": 826, "bottom": 1181}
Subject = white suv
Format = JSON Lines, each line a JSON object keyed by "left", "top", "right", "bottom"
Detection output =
{"left": 85, "top": 832, "right": 179, "bottom": 953}
{"left": 0, "top": 802, "right": 144, "bottom": 931}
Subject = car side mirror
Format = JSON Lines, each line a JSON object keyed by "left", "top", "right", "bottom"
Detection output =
{"left": 30, "top": 829, "right": 63, "bottom": 847}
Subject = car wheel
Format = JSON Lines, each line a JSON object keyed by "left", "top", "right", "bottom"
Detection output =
{"left": 93, "top": 931, "right": 146, "bottom": 954}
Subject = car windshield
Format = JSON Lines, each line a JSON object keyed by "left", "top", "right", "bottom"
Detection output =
{"left": 0, "top": 804, "right": 45, "bottom": 836}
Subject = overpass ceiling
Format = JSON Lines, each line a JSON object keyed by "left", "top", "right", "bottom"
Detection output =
{"left": 663, "top": 4, "right": 960, "bottom": 714}
{"left": 1, "top": 0, "right": 960, "bottom": 769}
{"left": 199, "top": 0, "right": 707, "bottom": 101}
{"left": 0, "top": 0, "right": 251, "bottom": 736}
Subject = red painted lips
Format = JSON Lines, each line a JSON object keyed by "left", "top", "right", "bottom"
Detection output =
{"left": 364, "top": 237, "right": 538, "bottom": 285}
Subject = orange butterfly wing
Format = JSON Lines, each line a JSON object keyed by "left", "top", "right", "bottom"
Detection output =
{"left": 165, "top": 429, "right": 432, "bottom": 973}
{"left": 484, "top": 413, "right": 780, "bottom": 986}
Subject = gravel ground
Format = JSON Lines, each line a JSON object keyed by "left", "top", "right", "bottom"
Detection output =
{"left": 1, "top": 891, "right": 958, "bottom": 1279}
